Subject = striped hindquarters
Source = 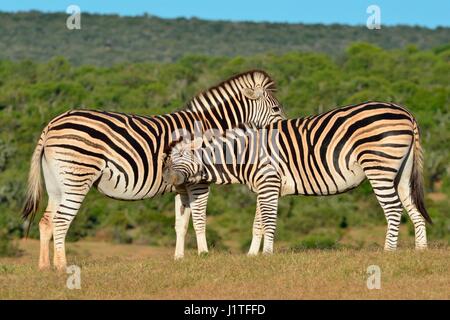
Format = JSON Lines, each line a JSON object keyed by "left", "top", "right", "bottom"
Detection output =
{"left": 273, "top": 102, "right": 418, "bottom": 196}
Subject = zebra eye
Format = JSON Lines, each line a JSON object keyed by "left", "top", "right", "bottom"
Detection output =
{"left": 273, "top": 107, "right": 280, "bottom": 112}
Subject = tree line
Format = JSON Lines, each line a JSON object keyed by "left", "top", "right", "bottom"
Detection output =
{"left": 0, "top": 11, "right": 449, "bottom": 65}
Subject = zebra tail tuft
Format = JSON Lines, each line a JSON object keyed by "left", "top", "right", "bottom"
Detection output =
{"left": 410, "top": 120, "right": 432, "bottom": 224}
{"left": 22, "top": 138, "right": 45, "bottom": 237}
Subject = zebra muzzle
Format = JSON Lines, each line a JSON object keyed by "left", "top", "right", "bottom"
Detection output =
{"left": 163, "top": 169, "right": 185, "bottom": 186}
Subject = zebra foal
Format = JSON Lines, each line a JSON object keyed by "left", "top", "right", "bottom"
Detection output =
{"left": 163, "top": 101, "right": 432, "bottom": 254}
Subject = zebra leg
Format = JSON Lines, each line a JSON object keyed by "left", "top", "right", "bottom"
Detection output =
{"left": 398, "top": 185, "right": 427, "bottom": 250}
{"left": 39, "top": 158, "right": 62, "bottom": 269}
{"left": 366, "top": 178, "right": 403, "bottom": 251}
{"left": 50, "top": 162, "right": 94, "bottom": 270}
{"left": 52, "top": 191, "right": 87, "bottom": 271}
{"left": 248, "top": 203, "right": 262, "bottom": 256}
{"left": 39, "top": 200, "right": 57, "bottom": 270}
{"left": 258, "top": 191, "right": 280, "bottom": 255}
{"left": 174, "top": 193, "right": 191, "bottom": 260}
{"left": 381, "top": 196, "right": 403, "bottom": 251}
{"left": 188, "top": 184, "right": 210, "bottom": 256}
{"left": 397, "top": 156, "right": 428, "bottom": 249}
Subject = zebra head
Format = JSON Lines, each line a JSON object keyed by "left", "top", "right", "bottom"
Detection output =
{"left": 162, "top": 137, "right": 204, "bottom": 187}
{"left": 239, "top": 70, "right": 286, "bottom": 127}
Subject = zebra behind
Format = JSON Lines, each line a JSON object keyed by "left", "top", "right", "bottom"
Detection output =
{"left": 22, "top": 70, "right": 286, "bottom": 270}
{"left": 163, "top": 101, "right": 432, "bottom": 254}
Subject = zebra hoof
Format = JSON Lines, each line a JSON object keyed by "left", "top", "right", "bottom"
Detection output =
{"left": 198, "top": 251, "right": 209, "bottom": 258}
{"left": 53, "top": 264, "right": 67, "bottom": 273}
{"left": 174, "top": 254, "right": 184, "bottom": 260}
{"left": 38, "top": 263, "right": 51, "bottom": 271}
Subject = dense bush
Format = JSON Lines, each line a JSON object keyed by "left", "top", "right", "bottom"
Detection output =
{"left": 0, "top": 43, "right": 448, "bottom": 249}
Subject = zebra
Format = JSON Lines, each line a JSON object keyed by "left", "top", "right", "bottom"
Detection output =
{"left": 162, "top": 101, "right": 432, "bottom": 254}
{"left": 22, "top": 70, "right": 286, "bottom": 270}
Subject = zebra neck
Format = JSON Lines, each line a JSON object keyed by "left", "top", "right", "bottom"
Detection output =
{"left": 185, "top": 101, "right": 243, "bottom": 131}
{"left": 198, "top": 133, "right": 258, "bottom": 185}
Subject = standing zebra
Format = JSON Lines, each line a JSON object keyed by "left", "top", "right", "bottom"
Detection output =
{"left": 163, "top": 101, "right": 432, "bottom": 254}
{"left": 22, "top": 70, "right": 286, "bottom": 270}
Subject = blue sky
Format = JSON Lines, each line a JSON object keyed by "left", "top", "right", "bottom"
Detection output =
{"left": 1, "top": 0, "right": 449, "bottom": 27}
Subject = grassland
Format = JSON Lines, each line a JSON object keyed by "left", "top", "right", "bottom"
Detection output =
{"left": 0, "top": 238, "right": 448, "bottom": 300}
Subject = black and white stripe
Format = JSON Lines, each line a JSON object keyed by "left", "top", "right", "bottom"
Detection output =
{"left": 22, "top": 70, "right": 286, "bottom": 269}
{"left": 163, "top": 101, "right": 431, "bottom": 254}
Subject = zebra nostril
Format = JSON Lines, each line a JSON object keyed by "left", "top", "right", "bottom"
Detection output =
{"left": 163, "top": 170, "right": 184, "bottom": 186}
{"left": 170, "top": 171, "right": 185, "bottom": 186}
{"left": 163, "top": 170, "right": 179, "bottom": 186}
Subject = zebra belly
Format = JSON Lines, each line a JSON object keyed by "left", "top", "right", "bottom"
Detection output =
{"left": 280, "top": 162, "right": 366, "bottom": 196}
{"left": 95, "top": 166, "right": 173, "bottom": 200}
{"left": 95, "top": 168, "right": 137, "bottom": 200}
{"left": 331, "top": 163, "right": 366, "bottom": 194}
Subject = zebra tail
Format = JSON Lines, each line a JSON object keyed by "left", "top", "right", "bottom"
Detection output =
{"left": 410, "top": 119, "right": 432, "bottom": 224}
{"left": 22, "top": 132, "right": 45, "bottom": 237}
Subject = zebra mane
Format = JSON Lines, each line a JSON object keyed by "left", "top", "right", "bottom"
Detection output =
{"left": 183, "top": 69, "right": 276, "bottom": 112}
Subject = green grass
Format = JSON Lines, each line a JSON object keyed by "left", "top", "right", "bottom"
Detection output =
{"left": 0, "top": 239, "right": 448, "bottom": 299}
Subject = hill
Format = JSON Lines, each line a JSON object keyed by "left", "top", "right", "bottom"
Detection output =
{"left": 0, "top": 11, "right": 449, "bottom": 65}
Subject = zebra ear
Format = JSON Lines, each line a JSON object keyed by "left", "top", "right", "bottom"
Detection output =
{"left": 242, "top": 87, "right": 264, "bottom": 100}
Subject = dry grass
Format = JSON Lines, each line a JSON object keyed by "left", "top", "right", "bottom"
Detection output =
{"left": 0, "top": 239, "right": 448, "bottom": 300}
